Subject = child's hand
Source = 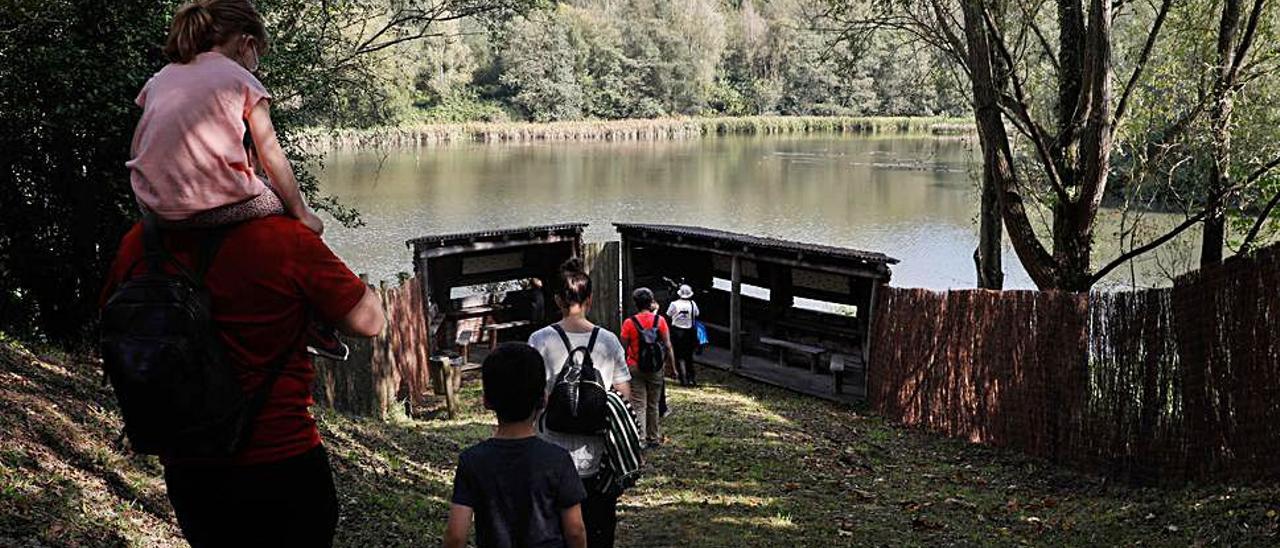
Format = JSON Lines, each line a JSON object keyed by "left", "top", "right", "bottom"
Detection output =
{"left": 300, "top": 210, "right": 325, "bottom": 236}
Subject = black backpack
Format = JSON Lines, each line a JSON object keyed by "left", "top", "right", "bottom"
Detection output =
{"left": 629, "top": 315, "right": 666, "bottom": 373}
{"left": 543, "top": 325, "right": 609, "bottom": 435}
{"left": 99, "top": 216, "right": 285, "bottom": 458}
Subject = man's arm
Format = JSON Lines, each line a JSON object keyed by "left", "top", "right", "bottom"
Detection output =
{"left": 443, "top": 504, "right": 473, "bottom": 548}
{"left": 339, "top": 286, "right": 385, "bottom": 337}
{"left": 560, "top": 504, "right": 587, "bottom": 548}
{"left": 294, "top": 227, "right": 385, "bottom": 337}
{"left": 613, "top": 382, "right": 631, "bottom": 401}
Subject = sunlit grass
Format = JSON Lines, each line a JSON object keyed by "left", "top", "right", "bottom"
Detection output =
{"left": 3, "top": 337, "right": 1280, "bottom": 547}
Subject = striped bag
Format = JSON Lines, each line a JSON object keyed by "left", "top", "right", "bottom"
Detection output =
{"left": 596, "top": 389, "right": 644, "bottom": 497}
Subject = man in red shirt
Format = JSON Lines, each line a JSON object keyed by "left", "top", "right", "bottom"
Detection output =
{"left": 101, "top": 216, "right": 384, "bottom": 547}
{"left": 618, "top": 287, "right": 675, "bottom": 449}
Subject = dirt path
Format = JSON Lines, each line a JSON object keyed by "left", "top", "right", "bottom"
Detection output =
{"left": 3, "top": 340, "right": 1277, "bottom": 546}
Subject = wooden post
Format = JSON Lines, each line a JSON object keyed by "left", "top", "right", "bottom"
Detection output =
{"left": 441, "top": 354, "right": 460, "bottom": 419}
{"left": 730, "top": 254, "right": 742, "bottom": 370}
{"left": 417, "top": 255, "right": 434, "bottom": 358}
{"left": 377, "top": 280, "right": 395, "bottom": 420}
{"left": 862, "top": 281, "right": 879, "bottom": 391}
{"left": 622, "top": 238, "right": 635, "bottom": 308}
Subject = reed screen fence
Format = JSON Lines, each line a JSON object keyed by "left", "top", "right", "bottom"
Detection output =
{"left": 868, "top": 244, "right": 1280, "bottom": 482}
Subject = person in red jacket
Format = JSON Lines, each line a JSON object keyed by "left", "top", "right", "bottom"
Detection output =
{"left": 619, "top": 287, "right": 676, "bottom": 449}
{"left": 101, "top": 216, "right": 384, "bottom": 547}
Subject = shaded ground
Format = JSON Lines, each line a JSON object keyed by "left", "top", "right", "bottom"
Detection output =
{"left": 2, "top": 336, "right": 1278, "bottom": 547}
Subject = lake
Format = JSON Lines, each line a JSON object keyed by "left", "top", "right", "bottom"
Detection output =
{"left": 317, "top": 134, "right": 1198, "bottom": 290}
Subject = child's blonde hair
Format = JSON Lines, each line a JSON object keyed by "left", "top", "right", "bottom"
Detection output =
{"left": 164, "top": 0, "right": 269, "bottom": 64}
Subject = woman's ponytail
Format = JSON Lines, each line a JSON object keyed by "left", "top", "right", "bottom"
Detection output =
{"left": 557, "top": 258, "right": 592, "bottom": 307}
{"left": 163, "top": 1, "right": 268, "bottom": 64}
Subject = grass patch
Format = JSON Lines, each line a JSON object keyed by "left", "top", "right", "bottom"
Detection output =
{"left": 1, "top": 337, "right": 1277, "bottom": 546}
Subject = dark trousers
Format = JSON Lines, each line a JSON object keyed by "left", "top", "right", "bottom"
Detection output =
{"left": 671, "top": 326, "right": 697, "bottom": 384}
{"left": 164, "top": 445, "right": 339, "bottom": 548}
{"left": 580, "top": 476, "right": 620, "bottom": 548}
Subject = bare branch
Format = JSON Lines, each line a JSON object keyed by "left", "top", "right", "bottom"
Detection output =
{"left": 1018, "top": 0, "right": 1059, "bottom": 70}
{"left": 1089, "top": 157, "right": 1280, "bottom": 282}
{"left": 1114, "top": 0, "right": 1173, "bottom": 125}
{"left": 982, "top": 7, "right": 1069, "bottom": 202}
{"left": 1240, "top": 186, "right": 1280, "bottom": 254}
{"left": 1244, "top": 154, "right": 1280, "bottom": 187}
{"left": 1227, "top": 0, "right": 1268, "bottom": 85}
{"left": 1091, "top": 209, "right": 1209, "bottom": 284}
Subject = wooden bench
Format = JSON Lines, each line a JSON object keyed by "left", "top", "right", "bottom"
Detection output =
{"left": 484, "top": 320, "right": 533, "bottom": 349}
{"left": 775, "top": 316, "right": 860, "bottom": 339}
{"left": 758, "top": 336, "right": 826, "bottom": 373}
{"left": 828, "top": 352, "right": 864, "bottom": 395}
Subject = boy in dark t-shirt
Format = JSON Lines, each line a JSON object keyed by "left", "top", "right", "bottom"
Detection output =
{"left": 444, "top": 343, "right": 588, "bottom": 548}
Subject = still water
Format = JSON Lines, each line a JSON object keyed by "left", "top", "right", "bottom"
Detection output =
{"left": 318, "top": 135, "right": 1196, "bottom": 290}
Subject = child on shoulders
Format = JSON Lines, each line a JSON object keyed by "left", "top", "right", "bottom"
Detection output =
{"left": 128, "top": 0, "right": 322, "bottom": 233}
{"left": 129, "top": 1, "right": 347, "bottom": 358}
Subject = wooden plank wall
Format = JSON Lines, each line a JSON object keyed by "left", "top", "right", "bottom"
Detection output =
{"left": 585, "top": 241, "right": 622, "bottom": 335}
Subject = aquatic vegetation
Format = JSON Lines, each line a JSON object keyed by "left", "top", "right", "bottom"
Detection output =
{"left": 299, "top": 116, "right": 974, "bottom": 152}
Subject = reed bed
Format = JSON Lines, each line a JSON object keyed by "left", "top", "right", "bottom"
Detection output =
{"left": 299, "top": 116, "right": 974, "bottom": 152}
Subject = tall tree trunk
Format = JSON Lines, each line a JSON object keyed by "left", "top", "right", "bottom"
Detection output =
{"left": 963, "top": 0, "right": 1059, "bottom": 289}
{"left": 1201, "top": 0, "right": 1244, "bottom": 266}
{"left": 1058, "top": 0, "right": 1114, "bottom": 291}
{"left": 1054, "top": 0, "right": 1086, "bottom": 188}
{"left": 976, "top": 167, "right": 1005, "bottom": 289}
{"left": 1201, "top": 212, "right": 1226, "bottom": 264}
{"left": 975, "top": 0, "right": 1007, "bottom": 290}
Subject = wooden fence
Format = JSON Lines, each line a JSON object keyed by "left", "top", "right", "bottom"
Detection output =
{"left": 868, "top": 244, "right": 1280, "bottom": 482}
{"left": 311, "top": 242, "right": 623, "bottom": 418}
{"left": 313, "top": 277, "right": 432, "bottom": 418}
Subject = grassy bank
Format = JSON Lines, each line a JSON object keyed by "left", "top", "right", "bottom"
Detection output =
{"left": 3, "top": 337, "right": 1278, "bottom": 546}
{"left": 299, "top": 116, "right": 974, "bottom": 152}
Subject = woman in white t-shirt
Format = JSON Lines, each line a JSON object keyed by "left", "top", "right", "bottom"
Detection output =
{"left": 528, "top": 258, "right": 631, "bottom": 548}
{"left": 666, "top": 284, "right": 701, "bottom": 386}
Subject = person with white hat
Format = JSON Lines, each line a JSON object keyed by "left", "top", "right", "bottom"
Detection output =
{"left": 665, "top": 284, "right": 701, "bottom": 387}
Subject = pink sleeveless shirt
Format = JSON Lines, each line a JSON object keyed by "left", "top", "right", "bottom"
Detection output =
{"left": 126, "top": 51, "right": 272, "bottom": 221}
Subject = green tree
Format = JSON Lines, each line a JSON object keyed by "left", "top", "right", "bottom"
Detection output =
{"left": 499, "top": 8, "right": 586, "bottom": 121}
{"left": 823, "top": 0, "right": 1280, "bottom": 290}
{"left": 616, "top": 0, "right": 727, "bottom": 115}
{"left": 0, "top": 0, "right": 537, "bottom": 343}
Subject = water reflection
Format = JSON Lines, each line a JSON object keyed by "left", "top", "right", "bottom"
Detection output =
{"left": 317, "top": 135, "right": 1196, "bottom": 290}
